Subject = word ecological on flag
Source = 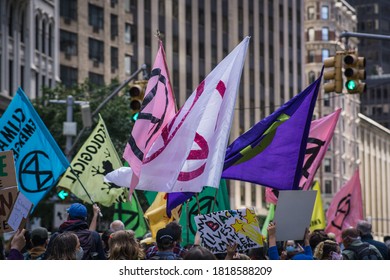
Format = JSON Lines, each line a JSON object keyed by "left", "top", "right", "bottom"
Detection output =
{"left": 0, "top": 88, "right": 69, "bottom": 208}
{"left": 195, "top": 208, "right": 263, "bottom": 253}
{"left": 58, "top": 115, "right": 127, "bottom": 206}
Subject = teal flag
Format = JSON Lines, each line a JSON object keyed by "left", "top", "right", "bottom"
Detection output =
{"left": 0, "top": 88, "right": 69, "bottom": 208}
{"left": 179, "top": 180, "right": 230, "bottom": 246}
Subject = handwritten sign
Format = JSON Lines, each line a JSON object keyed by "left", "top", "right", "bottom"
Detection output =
{"left": 7, "top": 192, "right": 32, "bottom": 231}
{"left": 0, "top": 186, "right": 18, "bottom": 233}
{"left": 0, "top": 150, "right": 17, "bottom": 189}
{"left": 194, "top": 208, "right": 263, "bottom": 253}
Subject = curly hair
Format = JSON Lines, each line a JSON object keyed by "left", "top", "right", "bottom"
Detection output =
{"left": 313, "top": 240, "right": 340, "bottom": 260}
{"left": 108, "top": 230, "right": 144, "bottom": 260}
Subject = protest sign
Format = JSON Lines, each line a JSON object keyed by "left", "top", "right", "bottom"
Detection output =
{"left": 195, "top": 208, "right": 263, "bottom": 253}
{"left": 273, "top": 190, "right": 316, "bottom": 241}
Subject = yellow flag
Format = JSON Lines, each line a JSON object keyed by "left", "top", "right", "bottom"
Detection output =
{"left": 144, "top": 192, "right": 181, "bottom": 239}
{"left": 310, "top": 181, "right": 326, "bottom": 231}
{"left": 58, "top": 115, "right": 127, "bottom": 207}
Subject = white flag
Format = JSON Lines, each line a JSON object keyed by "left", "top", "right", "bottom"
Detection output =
{"left": 136, "top": 37, "right": 250, "bottom": 193}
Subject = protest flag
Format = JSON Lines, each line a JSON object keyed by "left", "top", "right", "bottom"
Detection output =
{"left": 135, "top": 37, "right": 250, "bottom": 193}
{"left": 123, "top": 40, "right": 176, "bottom": 198}
{"left": 0, "top": 87, "right": 69, "bottom": 208}
{"left": 143, "top": 192, "right": 181, "bottom": 239}
{"left": 325, "top": 169, "right": 363, "bottom": 242}
{"left": 179, "top": 180, "right": 230, "bottom": 246}
{"left": 222, "top": 70, "right": 322, "bottom": 191}
{"left": 299, "top": 109, "right": 341, "bottom": 190}
{"left": 310, "top": 181, "right": 326, "bottom": 232}
{"left": 113, "top": 191, "right": 148, "bottom": 238}
{"left": 58, "top": 115, "right": 127, "bottom": 207}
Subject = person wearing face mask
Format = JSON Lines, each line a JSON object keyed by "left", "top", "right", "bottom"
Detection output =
{"left": 47, "top": 232, "right": 83, "bottom": 260}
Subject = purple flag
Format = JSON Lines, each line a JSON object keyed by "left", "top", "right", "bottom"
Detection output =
{"left": 222, "top": 70, "right": 323, "bottom": 190}
{"left": 166, "top": 192, "right": 195, "bottom": 218}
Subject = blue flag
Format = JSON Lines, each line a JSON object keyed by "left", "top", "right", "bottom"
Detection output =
{"left": 0, "top": 88, "right": 69, "bottom": 208}
{"left": 222, "top": 70, "right": 323, "bottom": 190}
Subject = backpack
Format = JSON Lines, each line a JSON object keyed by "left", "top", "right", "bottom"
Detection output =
{"left": 348, "top": 243, "right": 381, "bottom": 260}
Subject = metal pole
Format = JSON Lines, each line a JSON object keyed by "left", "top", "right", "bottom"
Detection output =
{"left": 67, "top": 64, "right": 147, "bottom": 158}
{"left": 65, "top": 96, "right": 74, "bottom": 160}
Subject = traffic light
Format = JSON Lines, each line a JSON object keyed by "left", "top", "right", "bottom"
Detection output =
{"left": 128, "top": 80, "right": 147, "bottom": 122}
{"left": 57, "top": 187, "right": 70, "bottom": 201}
{"left": 323, "top": 51, "right": 343, "bottom": 93}
{"left": 343, "top": 51, "right": 366, "bottom": 94}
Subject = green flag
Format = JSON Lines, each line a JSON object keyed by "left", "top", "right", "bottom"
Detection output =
{"left": 113, "top": 191, "right": 148, "bottom": 238}
{"left": 261, "top": 203, "right": 275, "bottom": 237}
{"left": 179, "top": 179, "right": 230, "bottom": 246}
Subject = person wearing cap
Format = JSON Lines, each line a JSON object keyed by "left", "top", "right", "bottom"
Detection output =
{"left": 146, "top": 221, "right": 187, "bottom": 259}
{"left": 46, "top": 202, "right": 106, "bottom": 260}
{"left": 356, "top": 220, "right": 389, "bottom": 260}
{"left": 149, "top": 227, "right": 182, "bottom": 260}
{"left": 23, "top": 227, "right": 49, "bottom": 260}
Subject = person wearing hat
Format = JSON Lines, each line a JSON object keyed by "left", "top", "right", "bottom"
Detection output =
{"left": 356, "top": 220, "right": 389, "bottom": 260}
{"left": 46, "top": 203, "right": 106, "bottom": 260}
{"left": 23, "top": 227, "right": 49, "bottom": 260}
{"left": 149, "top": 227, "right": 182, "bottom": 260}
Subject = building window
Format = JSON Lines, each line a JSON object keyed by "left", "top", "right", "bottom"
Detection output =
{"left": 125, "top": 55, "right": 131, "bottom": 74}
{"left": 110, "top": 14, "right": 118, "bottom": 39}
{"left": 308, "top": 50, "right": 315, "bottom": 63}
{"left": 35, "top": 15, "right": 39, "bottom": 50}
{"left": 321, "top": 5, "right": 329, "bottom": 20}
{"left": 125, "top": 23, "right": 137, "bottom": 44}
{"left": 324, "top": 158, "right": 331, "bottom": 173}
{"left": 60, "top": 0, "right": 77, "bottom": 21}
{"left": 88, "top": 38, "right": 104, "bottom": 63}
{"left": 308, "top": 71, "right": 316, "bottom": 83}
{"left": 89, "top": 72, "right": 104, "bottom": 87}
{"left": 325, "top": 180, "right": 332, "bottom": 194}
{"left": 307, "top": 6, "right": 315, "bottom": 20}
{"left": 89, "top": 4, "right": 104, "bottom": 32}
{"left": 308, "top": 28, "right": 315, "bottom": 41}
{"left": 111, "top": 47, "right": 118, "bottom": 70}
{"left": 322, "top": 27, "right": 329, "bottom": 41}
{"left": 60, "top": 30, "right": 78, "bottom": 57}
{"left": 60, "top": 65, "right": 78, "bottom": 88}
{"left": 322, "top": 49, "right": 330, "bottom": 61}
{"left": 48, "top": 24, "right": 53, "bottom": 57}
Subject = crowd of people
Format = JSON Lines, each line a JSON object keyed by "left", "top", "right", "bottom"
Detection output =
{"left": 1, "top": 202, "right": 389, "bottom": 260}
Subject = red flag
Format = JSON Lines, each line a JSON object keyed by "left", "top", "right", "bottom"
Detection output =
{"left": 325, "top": 169, "right": 363, "bottom": 242}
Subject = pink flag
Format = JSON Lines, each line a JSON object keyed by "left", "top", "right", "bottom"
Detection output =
{"left": 265, "top": 187, "right": 278, "bottom": 205}
{"left": 123, "top": 41, "right": 176, "bottom": 197}
{"left": 325, "top": 169, "right": 363, "bottom": 243}
{"left": 135, "top": 37, "right": 250, "bottom": 193}
{"left": 299, "top": 108, "right": 341, "bottom": 190}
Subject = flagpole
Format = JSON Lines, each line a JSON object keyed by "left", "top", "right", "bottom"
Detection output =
{"left": 69, "top": 166, "right": 103, "bottom": 217}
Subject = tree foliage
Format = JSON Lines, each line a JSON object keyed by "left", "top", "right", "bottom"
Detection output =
{"left": 33, "top": 80, "right": 132, "bottom": 159}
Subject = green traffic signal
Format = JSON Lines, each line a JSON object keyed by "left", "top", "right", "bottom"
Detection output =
{"left": 131, "top": 112, "right": 139, "bottom": 122}
{"left": 58, "top": 189, "right": 69, "bottom": 200}
{"left": 346, "top": 80, "right": 357, "bottom": 91}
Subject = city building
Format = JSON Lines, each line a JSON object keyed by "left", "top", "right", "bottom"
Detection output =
{"left": 348, "top": 0, "right": 390, "bottom": 129}
{"left": 358, "top": 113, "right": 390, "bottom": 240}
{"left": 304, "top": 0, "right": 361, "bottom": 206}
{"left": 0, "top": 0, "right": 59, "bottom": 111}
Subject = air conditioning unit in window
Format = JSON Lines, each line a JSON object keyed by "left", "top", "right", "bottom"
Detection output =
{"left": 64, "top": 17, "right": 71, "bottom": 25}
{"left": 65, "top": 53, "right": 71, "bottom": 60}
{"left": 93, "top": 26, "right": 99, "bottom": 33}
